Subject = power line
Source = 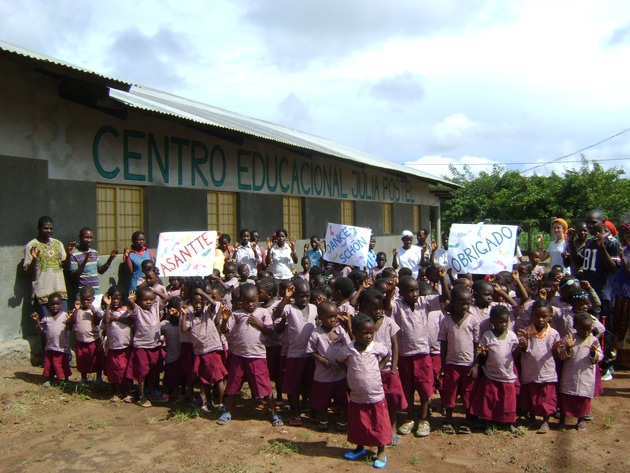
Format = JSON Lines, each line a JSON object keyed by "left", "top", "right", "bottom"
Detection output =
{"left": 522, "top": 126, "right": 630, "bottom": 173}
{"left": 406, "top": 156, "right": 630, "bottom": 167}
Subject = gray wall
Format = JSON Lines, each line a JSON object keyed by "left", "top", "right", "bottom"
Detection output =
{"left": 144, "top": 187, "right": 208, "bottom": 243}
{"left": 355, "top": 201, "right": 382, "bottom": 234}
{"left": 303, "top": 198, "right": 341, "bottom": 238}
{"left": 238, "top": 193, "right": 284, "bottom": 239}
{"left": 392, "top": 203, "right": 414, "bottom": 234}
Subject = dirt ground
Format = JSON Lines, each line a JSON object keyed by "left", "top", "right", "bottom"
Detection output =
{"left": 0, "top": 357, "right": 628, "bottom": 473}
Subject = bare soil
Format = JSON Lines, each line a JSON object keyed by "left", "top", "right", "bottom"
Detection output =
{"left": 1, "top": 358, "right": 628, "bottom": 473}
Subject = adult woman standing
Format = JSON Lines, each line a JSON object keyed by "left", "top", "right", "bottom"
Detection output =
{"left": 266, "top": 228, "right": 297, "bottom": 280}
{"left": 123, "top": 231, "right": 154, "bottom": 291}
{"left": 393, "top": 230, "right": 423, "bottom": 279}
{"left": 537, "top": 218, "right": 570, "bottom": 274}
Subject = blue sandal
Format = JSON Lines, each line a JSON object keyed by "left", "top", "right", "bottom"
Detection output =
{"left": 344, "top": 448, "right": 367, "bottom": 460}
{"left": 271, "top": 414, "right": 283, "bottom": 427}
{"left": 373, "top": 456, "right": 387, "bottom": 469}
{"left": 216, "top": 412, "right": 231, "bottom": 425}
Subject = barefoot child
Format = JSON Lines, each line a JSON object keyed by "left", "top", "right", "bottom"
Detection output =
{"left": 470, "top": 305, "right": 522, "bottom": 434}
{"left": 181, "top": 288, "right": 228, "bottom": 412}
{"left": 306, "top": 301, "right": 351, "bottom": 431}
{"left": 337, "top": 313, "right": 391, "bottom": 469}
{"left": 103, "top": 286, "right": 133, "bottom": 401}
{"left": 558, "top": 311, "right": 602, "bottom": 431}
{"left": 127, "top": 286, "right": 169, "bottom": 407}
{"left": 31, "top": 293, "right": 71, "bottom": 385}
{"left": 518, "top": 299, "right": 561, "bottom": 434}
{"left": 219, "top": 283, "right": 283, "bottom": 427}
{"left": 70, "top": 286, "right": 105, "bottom": 386}
{"left": 438, "top": 285, "right": 479, "bottom": 435}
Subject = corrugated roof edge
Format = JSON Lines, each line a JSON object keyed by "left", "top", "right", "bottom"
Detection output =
{"left": 0, "top": 39, "right": 131, "bottom": 91}
{"left": 109, "top": 85, "right": 459, "bottom": 188}
{"left": 1, "top": 39, "right": 457, "bottom": 188}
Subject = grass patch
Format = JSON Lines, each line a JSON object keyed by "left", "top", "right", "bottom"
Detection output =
{"left": 409, "top": 454, "right": 422, "bottom": 465}
{"left": 257, "top": 439, "right": 299, "bottom": 455}
{"left": 213, "top": 461, "right": 251, "bottom": 473}
{"left": 604, "top": 413, "right": 616, "bottom": 429}
{"left": 171, "top": 407, "right": 200, "bottom": 423}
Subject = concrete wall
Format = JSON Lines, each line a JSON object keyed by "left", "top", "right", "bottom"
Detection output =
{"left": 302, "top": 198, "right": 341, "bottom": 239}
{"left": 144, "top": 187, "right": 207, "bottom": 242}
{"left": 238, "top": 193, "right": 284, "bottom": 239}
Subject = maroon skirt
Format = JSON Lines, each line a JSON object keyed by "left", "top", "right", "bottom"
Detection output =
{"left": 469, "top": 374, "right": 517, "bottom": 423}
{"left": 180, "top": 342, "right": 195, "bottom": 381}
{"left": 381, "top": 369, "right": 408, "bottom": 411}
{"left": 43, "top": 350, "right": 71, "bottom": 379}
{"left": 519, "top": 382, "right": 557, "bottom": 417}
{"left": 347, "top": 399, "right": 391, "bottom": 447}
{"left": 105, "top": 347, "right": 131, "bottom": 384}
{"left": 76, "top": 340, "right": 105, "bottom": 374}
{"left": 129, "top": 347, "right": 163, "bottom": 383}
{"left": 441, "top": 364, "right": 476, "bottom": 410}
{"left": 559, "top": 393, "right": 591, "bottom": 419}
{"left": 398, "top": 353, "right": 434, "bottom": 402}
{"left": 163, "top": 360, "right": 186, "bottom": 388}
{"left": 193, "top": 351, "right": 228, "bottom": 385}
{"left": 225, "top": 355, "right": 273, "bottom": 398}
{"left": 310, "top": 379, "right": 348, "bottom": 412}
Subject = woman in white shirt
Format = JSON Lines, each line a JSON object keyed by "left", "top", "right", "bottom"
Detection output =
{"left": 537, "top": 218, "right": 570, "bottom": 273}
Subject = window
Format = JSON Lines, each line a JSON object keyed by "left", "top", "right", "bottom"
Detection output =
{"left": 412, "top": 204, "right": 421, "bottom": 232}
{"left": 96, "top": 184, "right": 144, "bottom": 253}
{"left": 207, "top": 191, "right": 237, "bottom": 238}
{"left": 283, "top": 196, "right": 302, "bottom": 239}
{"left": 340, "top": 201, "right": 354, "bottom": 226}
{"left": 382, "top": 203, "right": 392, "bottom": 234}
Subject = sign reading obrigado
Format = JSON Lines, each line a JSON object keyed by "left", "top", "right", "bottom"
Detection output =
{"left": 91, "top": 125, "right": 420, "bottom": 203}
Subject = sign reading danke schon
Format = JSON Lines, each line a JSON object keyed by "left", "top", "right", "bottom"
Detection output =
{"left": 91, "top": 125, "right": 420, "bottom": 203}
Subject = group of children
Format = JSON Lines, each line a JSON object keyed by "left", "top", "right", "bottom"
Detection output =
{"left": 32, "top": 233, "right": 608, "bottom": 470}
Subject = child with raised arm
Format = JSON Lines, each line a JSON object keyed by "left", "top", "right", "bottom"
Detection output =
{"left": 160, "top": 297, "right": 185, "bottom": 402}
{"left": 518, "top": 299, "right": 561, "bottom": 434}
{"left": 257, "top": 278, "right": 283, "bottom": 404}
{"left": 306, "top": 301, "right": 351, "bottom": 432}
{"left": 103, "top": 286, "right": 133, "bottom": 402}
{"left": 469, "top": 305, "right": 523, "bottom": 435}
{"left": 31, "top": 293, "right": 71, "bottom": 386}
{"left": 304, "top": 235, "right": 323, "bottom": 268}
{"left": 181, "top": 288, "right": 228, "bottom": 412}
{"left": 127, "top": 285, "right": 169, "bottom": 407}
{"left": 360, "top": 288, "right": 407, "bottom": 446}
{"left": 558, "top": 311, "right": 602, "bottom": 431}
{"left": 438, "top": 285, "right": 479, "bottom": 435}
{"left": 273, "top": 278, "right": 318, "bottom": 426}
{"left": 69, "top": 286, "right": 105, "bottom": 386}
{"left": 337, "top": 313, "right": 391, "bottom": 469}
{"left": 386, "top": 272, "right": 448, "bottom": 438}
{"left": 219, "top": 283, "right": 283, "bottom": 427}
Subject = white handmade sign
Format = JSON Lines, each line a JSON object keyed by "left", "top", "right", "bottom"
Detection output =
{"left": 448, "top": 223, "right": 518, "bottom": 274}
{"left": 156, "top": 231, "right": 217, "bottom": 277}
{"left": 323, "top": 223, "right": 372, "bottom": 268}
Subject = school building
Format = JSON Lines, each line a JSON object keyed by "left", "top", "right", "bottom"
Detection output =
{"left": 0, "top": 40, "right": 456, "bottom": 351}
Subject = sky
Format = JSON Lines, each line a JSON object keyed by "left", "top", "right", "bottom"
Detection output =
{"left": 2, "top": 0, "right": 630, "bottom": 181}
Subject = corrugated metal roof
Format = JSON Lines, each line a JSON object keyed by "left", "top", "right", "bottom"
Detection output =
{"left": 109, "top": 85, "right": 457, "bottom": 187}
{"left": 1, "top": 40, "right": 456, "bottom": 187}
{"left": 0, "top": 40, "right": 131, "bottom": 91}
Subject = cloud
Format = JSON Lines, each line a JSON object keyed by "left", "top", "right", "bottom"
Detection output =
{"left": 367, "top": 72, "right": 426, "bottom": 104}
{"left": 106, "top": 27, "right": 193, "bottom": 88}
{"left": 405, "top": 155, "right": 499, "bottom": 180}
{"left": 0, "top": 0, "right": 93, "bottom": 54}
{"left": 275, "top": 93, "right": 313, "bottom": 131}
{"left": 606, "top": 23, "right": 630, "bottom": 47}
{"left": 240, "top": 0, "right": 496, "bottom": 69}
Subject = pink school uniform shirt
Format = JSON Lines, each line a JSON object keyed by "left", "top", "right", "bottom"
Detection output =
{"left": 306, "top": 325, "right": 351, "bottom": 382}
{"left": 42, "top": 312, "right": 71, "bottom": 353}
{"left": 373, "top": 315, "right": 400, "bottom": 369}
{"left": 131, "top": 301, "right": 163, "bottom": 349}
{"left": 73, "top": 308, "right": 103, "bottom": 343}
{"left": 479, "top": 330, "right": 519, "bottom": 383}
{"left": 160, "top": 320, "right": 181, "bottom": 363}
{"left": 225, "top": 308, "right": 270, "bottom": 358}
{"left": 389, "top": 294, "right": 441, "bottom": 356}
{"left": 183, "top": 305, "right": 223, "bottom": 355}
{"left": 520, "top": 326, "right": 560, "bottom": 384}
{"left": 106, "top": 308, "right": 133, "bottom": 350}
{"left": 427, "top": 309, "right": 445, "bottom": 355}
{"left": 438, "top": 312, "right": 480, "bottom": 366}
{"left": 336, "top": 341, "right": 388, "bottom": 404}
{"left": 261, "top": 300, "right": 283, "bottom": 348}
{"left": 469, "top": 304, "right": 492, "bottom": 324}
{"left": 559, "top": 334, "right": 602, "bottom": 397}
{"left": 279, "top": 303, "right": 318, "bottom": 358}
